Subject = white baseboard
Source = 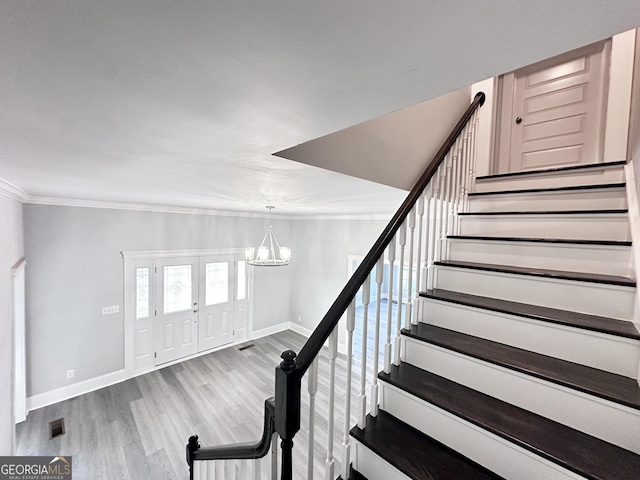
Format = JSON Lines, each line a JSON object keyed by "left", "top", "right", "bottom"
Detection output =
{"left": 288, "top": 322, "right": 314, "bottom": 338}
{"left": 26, "top": 369, "right": 126, "bottom": 414}
{"left": 24, "top": 322, "right": 342, "bottom": 414}
{"left": 251, "top": 322, "right": 291, "bottom": 340}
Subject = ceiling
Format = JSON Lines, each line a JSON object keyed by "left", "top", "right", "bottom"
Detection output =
{"left": 1, "top": 2, "right": 639, "bottom": 216}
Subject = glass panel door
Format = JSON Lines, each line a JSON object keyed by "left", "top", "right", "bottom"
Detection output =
{"left": 154, "top": 257, "right": 199, "bottom": 365}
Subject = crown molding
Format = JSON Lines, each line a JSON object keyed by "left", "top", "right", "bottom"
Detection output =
{"left": 0, "top": 178, "right": 29, "bottom": 202}
{"left": 25, "top": 195, "right": 395, "bottom": 220}
{"left": 25, "top": 196, "right": 292, "bottom": 219}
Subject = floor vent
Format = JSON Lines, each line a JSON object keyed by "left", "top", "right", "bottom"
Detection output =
{"left": 238, "top": 343, "right": 256, "bottom": 351}
{"left": 50, "top": 418, "right": 65, "bottom": 439}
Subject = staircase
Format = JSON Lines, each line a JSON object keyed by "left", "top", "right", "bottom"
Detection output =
{"left": 348, "top": 161, "right": 640, "bottom": 480}
{"left": 186, "top": 94, "right": 640, "bottom": 480}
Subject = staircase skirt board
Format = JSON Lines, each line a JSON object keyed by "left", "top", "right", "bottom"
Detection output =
{"left": 468, "top": 188, "right": 627, "bottom": 212}
{"left": 379, "top": 365, "right": 640, "bottom": 480}
{"left": 419, "top": 298, "right": 640, "bottom": 378}
{"left": 434, "top": 266, "right": 635, "bottom": 320}
{"left": 447, "top": 238, "right": 633, "bottom": 277}
{"left": 402, "top": 338, "right": 640, "bottom": 453}
{"left": 458, "top": 213, "right": 630, "bottom": 241}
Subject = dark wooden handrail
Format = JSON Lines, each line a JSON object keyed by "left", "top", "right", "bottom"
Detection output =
{"left": 186, "top": 398, "right": 275, "bottom": 478}
{"left": 185, "top": 92, "right": 485, "bottom": 480}
{"left": 296, "top": 91, "right": 485, "bottom": 372}
{"left": 273, "top": 92, "right": 485, "bottom": 480}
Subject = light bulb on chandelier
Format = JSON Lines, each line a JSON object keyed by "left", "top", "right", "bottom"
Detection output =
{"left": 246, "top": 206, "right": 291, "bottom": 266}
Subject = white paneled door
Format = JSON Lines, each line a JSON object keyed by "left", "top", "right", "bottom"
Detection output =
{"left": 154, "top": 257, "right": 199, "bottom": 365}
{"left": 497, "top": 41, "right": 608, "bottom": 173}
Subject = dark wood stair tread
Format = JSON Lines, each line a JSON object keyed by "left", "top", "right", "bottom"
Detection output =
{"left": 459, "top": 209, "right": 628, "bottom": 216}
{"left": 402, "top": 323, "right": 640, "bottom": 410}
{"left": 476, "top": 161, "right": 626, "bottom": 181}
{"left": 434, "top": 260, "right": 636, "bottom": 287}
{"left": 468, "top": 182, "right": 626, "bottom": 197}
{"left": 447, "top": 235, "right": 631, "bottom": 247}
{"left": 419, "top": 288, "right": 640, "bottom": 340}
{"left": 380, "top": 363, "right": 640, "bottom": 480}
{"left": 350, "top": 410, "right": 503, "bottom": 480}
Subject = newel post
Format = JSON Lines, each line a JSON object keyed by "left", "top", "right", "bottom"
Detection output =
{"left": 275, "top": 349, "right": 302, "bottom": 480}
{"left": 186, "top": 435, "right": 200, "bottom": 480}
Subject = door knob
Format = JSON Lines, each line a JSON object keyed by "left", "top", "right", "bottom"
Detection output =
{"left": 515, "top": 116, "right": 523, "bottom": 124}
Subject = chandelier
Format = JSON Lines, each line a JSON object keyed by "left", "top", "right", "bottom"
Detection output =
{"left": 246, "top": 206, "right": 291, "bottom": 266}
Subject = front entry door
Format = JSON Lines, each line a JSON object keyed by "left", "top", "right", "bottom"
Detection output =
{"left": 154, "top": 257, "right": 199, "bottom": 365}
{"left": 496, "top": 41, "right": 608, "bottom": 174}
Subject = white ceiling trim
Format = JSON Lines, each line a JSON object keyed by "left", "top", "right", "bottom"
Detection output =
{"left": 0, "top": 178, "right": 29, "bottom": 202}
{"left": 25, "top": 195, "right": 397, "bottom": 221}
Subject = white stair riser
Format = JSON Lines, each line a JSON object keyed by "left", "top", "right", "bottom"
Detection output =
{"left": 474, "top": 167, "right": 625, "bottom": 193}
{"left": 459, "top": 214, "right": 630, "bottom": 241}
{"left": 380, "top": 385, "right": 586, "bottom": 480}
{"left": 402, "top": 338, "right": 640, "bottom": 453}
{"left": 469, "top": 189, "right": 627, "bottom": 213}
{"left": 447, "top": 239, "right": 633, "bottom": 277}
{"left": 434, "top": 266, "right": 635, "bottom": 320}
{"left": 352, "top": 441, "right": 412, "bottom": 480}
{"left": 419, "top": 298, "right": 640, "bottom": 378}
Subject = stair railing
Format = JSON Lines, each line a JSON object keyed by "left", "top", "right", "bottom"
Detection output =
{"left": 186, "top": 91, "right": 484, "bottom": 480}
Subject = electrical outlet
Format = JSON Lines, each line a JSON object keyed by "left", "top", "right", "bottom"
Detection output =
{"left": 66, "top": 369, "right": 74, "bottom": 379}
{"left": 102, "top": 305, "right": 119, "bottom": 315}
{"left": 297, "top": 315, "right": 302, "bottom": 323}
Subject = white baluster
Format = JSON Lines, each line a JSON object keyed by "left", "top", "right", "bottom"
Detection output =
{"left": 464, "top": 115, "right": 478, "bottom": 213}
{"left": 469, "top": 113, "right": 479, "bottom": 201}
{"left": 421, "top": 185, "right": 431, "bottom": 293}
{"left": 450, "top": 137, "right": 463, "bottom": 236}
{"left": 307, "top": 357, "right": 319, "bottom": 480}
{"left": 358, "top": 276, "right": 371, "bottom": 428}
{"left": 193, "top": 461, "right": 203, "bottom": 480}
{"left": 239, "top": 460, "right": 247, "bottom": 480}
{"left": 412, "top": 195, "right": 425, "bottom": 325}
{"left": 428, "top": 172, "right": 440, "bottom": 291}
{"left": 434, "top": 164, "right": 446, "bottom": 286}
{"left": 271, "top": 434, "right": 278, "bottom": 480}
{"left": 252, "top": 458, "right": 260, "bottom": 480}
{"left": 405, "top": 208, "right": 416, "bottom": 330}
{"left": 370, "top": 257, "right": 384, "bottom": 417}
{"left": 325, "top": 328, "right": 338, "bottom": 480}
{"left": 394, "top": 222, "right": 406, "bottom": 366}
{"left": 341, "top": 299, "right": 356, "bottom": 480}
{"left": 458, "top": 129, "right": 470, "bottom": 232}
{"left": 441, "top": 154, "right": 453, "bottom": 261}
{"left": 216, "top": 460, "right": 224, "bottom": 479}
{"left": 384, "top": 239, "right": 396, "bottom": 374}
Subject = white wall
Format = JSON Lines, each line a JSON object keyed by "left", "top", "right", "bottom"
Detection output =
{"left": 24, "top": 205, "right": 292, "bottom": 397}
{"left": 288, "top": 218, "right": 389, "bottom": 335}
{"left": 0, "top": 195, "right": 24, "bottom": 454}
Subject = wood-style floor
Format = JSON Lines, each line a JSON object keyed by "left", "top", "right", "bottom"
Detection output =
{"left": 16, "top": 301, "right": 401, "bottom": 479}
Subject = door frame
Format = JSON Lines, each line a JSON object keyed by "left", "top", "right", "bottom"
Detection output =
{"left": 481, "top": 30, "right": 636, "bottom": 177}
{"left": 492, "top": 40, "right": 611, "bottom": 175}
{"left": 122, "top": 248, "right": 253, "bottom": 378}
